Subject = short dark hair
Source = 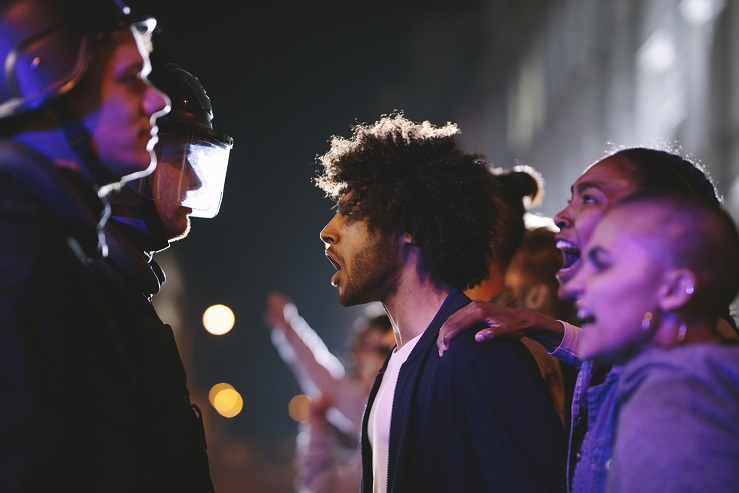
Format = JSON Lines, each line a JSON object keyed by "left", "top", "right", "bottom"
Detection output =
{"left": 492, "top": 165, "right": 543, "bottom": 268}
{"left": 611, "top": 191, "right": 739, "bottom": 317}
{"left": 608, "top": 147, "right": 721, "bottom": 205}
{"left": 315, "top": 113, "right": 504, "bottom": 290}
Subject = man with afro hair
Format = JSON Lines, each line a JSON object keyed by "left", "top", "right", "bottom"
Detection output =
{"left": 317, "top": 113, "right": 567, "bottom": 492}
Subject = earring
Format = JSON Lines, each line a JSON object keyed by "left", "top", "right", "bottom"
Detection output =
{"left": 677, "top": 323, "right": 688, "bottom": 343}
{"left": 642, "top": 312, "right": 654, "bottom": 331}
{"left": 685, "top": 285, "right": 694, "bottom": 295}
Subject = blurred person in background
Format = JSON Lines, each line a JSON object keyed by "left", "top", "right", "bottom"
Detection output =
{"left": 463, "top": 165, "right": 577, "bottom": 428}
{"left": 265, "top": 291, "right": 394, "bottom": 492}
{"left": 464, "top": 165, "right": 543, "bottom": 303}
{"left": 494, "top": 225, "right": 579, "bottom": 428}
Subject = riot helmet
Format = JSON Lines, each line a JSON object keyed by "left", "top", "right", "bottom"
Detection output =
{"left": 0, "top": 0, "right": 160, "bottom": 188}
{"left": 106, "top": 53, "right": 232, "bottom": 254}
{"left": 141, "top": 52, "right": 233, "bottom": 219}
{"left": 0, "top": 0, "right": 156, "bottom": 118}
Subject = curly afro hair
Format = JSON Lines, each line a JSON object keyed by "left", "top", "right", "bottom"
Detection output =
{"left": 315, "top": 113, "right": 511, "bottom": 290}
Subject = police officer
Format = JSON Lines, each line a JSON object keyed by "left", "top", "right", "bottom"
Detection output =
{"left": 0, "top": 0, "right": 223, "bottom": 491}
{"left": 94, "top": 54, "right": 234, "bottom": 492}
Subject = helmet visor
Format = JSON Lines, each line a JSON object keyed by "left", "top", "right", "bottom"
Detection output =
{"left": 0, "top": 2, "right": 156, "bottom": 118}
{"left": 132, "top": 131, "right": 230, "bottom": 218}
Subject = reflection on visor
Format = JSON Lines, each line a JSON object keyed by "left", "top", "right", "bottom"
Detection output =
{"left": 181, "top": 142, "right": 230, "bottom": 218}
{"left": 127, "top": 133, "right": 230, "bottom": 218}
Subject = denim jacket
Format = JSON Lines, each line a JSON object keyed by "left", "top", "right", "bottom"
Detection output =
{"left": 550, "top": 322, "right": 622, "bottom": 493}
{"left": 567, "top": 361, "right": 623, "bottom": 493}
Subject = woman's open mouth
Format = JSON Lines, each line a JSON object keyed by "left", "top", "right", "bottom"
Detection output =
{"left": 576, "top": 306, "right": 596, "bottom": 327}
{"left": 556, "top": 239, "right": 581, "bottom": 284}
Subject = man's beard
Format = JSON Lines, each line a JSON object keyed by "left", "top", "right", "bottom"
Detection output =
{"left": 339, "top": 234, "right": 400, "bottom": 307}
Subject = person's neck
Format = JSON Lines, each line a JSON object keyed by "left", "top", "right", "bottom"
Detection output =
{"left": 654, "top": 313, "right": 720, "bottom": 348}
{"left": 382, "top": 263, "right": 451, "bottom": 350}
{"left": 464, "top": 260, "right": 505, "bottom": 301}
{"left": 13, "top": 129, "right": 83, "bottom": 172}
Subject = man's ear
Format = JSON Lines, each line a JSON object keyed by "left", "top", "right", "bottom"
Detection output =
{"left": 524, "top": 283, "right": 552, "bottom": 311}
{"left": 658, "top": 269, "right": 697, "bottom": 312}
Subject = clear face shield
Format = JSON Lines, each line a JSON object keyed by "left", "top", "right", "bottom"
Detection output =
{"left": 132, "top": 129, "right": 232, "bottom": 218}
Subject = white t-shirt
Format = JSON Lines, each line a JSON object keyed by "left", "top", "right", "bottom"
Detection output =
{"left": 367, "top": 334, "right": 421, "bottom": 493}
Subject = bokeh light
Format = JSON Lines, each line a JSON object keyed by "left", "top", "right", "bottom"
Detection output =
{"left": 208, "top": 382, "right": 235, "bottom": 406}
{"left": 203, "top": 304, "right": 235, "bottom": 335}
{"left": 287, "top": 394, "right": 311, "bottom": 423}
{"left": 211, "top": 385, "right": 244, "bottom": 418}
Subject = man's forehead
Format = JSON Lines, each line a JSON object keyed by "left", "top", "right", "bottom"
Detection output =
{"left": 105, "top": 28, "right": 146, "bottom": 69}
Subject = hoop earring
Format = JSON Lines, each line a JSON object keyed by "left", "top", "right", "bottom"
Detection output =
{"left": 677, "top": 323, "right": 688, "bottom": 343}
{"left": 642, "top": 312, "right": 654, "bottom": 331}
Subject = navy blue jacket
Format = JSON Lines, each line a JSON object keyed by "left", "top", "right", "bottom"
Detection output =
{"left": 361, "top": 289, "right": 567, "bottom": 492}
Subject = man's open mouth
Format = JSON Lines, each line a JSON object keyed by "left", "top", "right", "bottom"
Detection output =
{"left": 325, "top": 252, "right": 342, "bottom": 287}
{"left": 325, "top": 253, "right": 341, "bottom": 272}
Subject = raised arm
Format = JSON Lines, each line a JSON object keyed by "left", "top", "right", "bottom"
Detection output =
{"left": 265, "top": 291, "right": 369, "bottom": 429}
{"left": 265, "top": 291, "right": 345, "bottom": 396}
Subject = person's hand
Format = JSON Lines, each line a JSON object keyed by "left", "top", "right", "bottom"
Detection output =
{"left": 264, "top": 291, "right": 297, "bottom": 332}
{"left": 436, "top": 301, "right": 535, "bottom": 356}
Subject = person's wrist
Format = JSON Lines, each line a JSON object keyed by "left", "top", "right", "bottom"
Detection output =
{"left": 522, "top": 308, "right": 545, "bottom": 332}
{"left": 524, "top": 311, "right": 565, "bottom": 350}
{"left": 309, "top": 413, "right": 330, "bottom": 428}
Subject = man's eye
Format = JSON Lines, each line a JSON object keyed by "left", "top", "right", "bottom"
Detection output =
{"left": 120, "top": 71, "right": 142, "bottom": 84}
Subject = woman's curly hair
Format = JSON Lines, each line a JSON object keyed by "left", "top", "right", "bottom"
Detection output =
{"left": 315, "top": 113, "right": 512, "bottom": 290}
